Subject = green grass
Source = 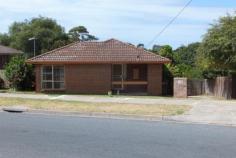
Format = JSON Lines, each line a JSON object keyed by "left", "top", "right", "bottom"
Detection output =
{"left": 0, "top": 97, "right": 191, "bottom": 117}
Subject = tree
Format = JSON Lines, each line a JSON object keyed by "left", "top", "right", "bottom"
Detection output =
{"left": 68, "top": 26, "right": 88, "bottom": 41}
{"left": 159, "top": 45, "right": 174, "bottom": 61}
{"left": 155, "top": 43, "right": 203, "bottom": 79}
{"left": 1, "top": 17, "right": 99, "bottom": 57}
{"left": 174, "top": 42, "right": 200, "bottom": 66}
{"left": 197, "top": 13, "right": 236, "bottom": 74}
{"left": 6, "top": 17, "right": 70, "bottom": 57}
{"left": 172, "top": 42, "right": 202, "bottom": 79}
{"left": 68, "top": 26, "right": 98, "bottom": 41}
{"left": 137, "top": 43, "right": 144, "bottom": 48}
{"left": 0, "top": 33, "right": 11, "bottom": 46}
{"left": 5, "top": 55, "right": 34, "bottom": 90}
{"left": 152, "top": 44, "right": 162, "bottom": 53}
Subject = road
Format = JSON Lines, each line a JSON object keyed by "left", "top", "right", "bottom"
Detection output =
{"left": 0, "top": 112, "right": 236, "bottom": 158}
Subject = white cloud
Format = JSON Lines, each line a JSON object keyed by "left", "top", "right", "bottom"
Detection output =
{"left": 0, "top": 0, "right": 235, "bottom": 48}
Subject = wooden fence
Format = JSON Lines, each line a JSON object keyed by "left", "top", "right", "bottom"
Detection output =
{"left": 204, "top": 77, "right": 232, "bottom": 99}
{"left": 187, "top": 79, "right": 204, "bottom": 96}
{"left": 174, "top": 76, "right": 236, "bottom": 99}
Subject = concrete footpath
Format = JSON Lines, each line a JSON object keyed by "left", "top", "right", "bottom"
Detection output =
{"left": 0, "top": 93, "right": 236, "bottom": 126}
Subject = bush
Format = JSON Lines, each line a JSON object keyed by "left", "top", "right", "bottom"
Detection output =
{"left": 5, "top": 55, "right": 34, "bottom": 90}
{"left": 171, "top": 64, "right": 203, "bottom": 79}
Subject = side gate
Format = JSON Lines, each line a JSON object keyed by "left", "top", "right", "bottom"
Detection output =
{"left": 232, "top": 75, "right": 236, "bottom": 99}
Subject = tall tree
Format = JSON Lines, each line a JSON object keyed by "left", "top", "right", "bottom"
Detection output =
{"left": 174, "top": 42, "right": 200, "bottom": 66}
{"left": 173, "top": 42, "right": 202, "bottom": 78}
{"left": 5, "top": 17, "right": 69, "bottom": 57}
{"left": 68, "top": 26, "right": 98, "bottom": 41}
{"left": 197, "top": 13, "right": 236, "bottom": 74}
{"left": 0, "top": 33, "right": 11, "bottom": 46}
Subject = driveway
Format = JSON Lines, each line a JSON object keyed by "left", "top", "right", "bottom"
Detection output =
{"left": 171, "top": 97, "right": 236, "bottom": 126}
{"left": 0, "top": 113, "right": 236, "bottom": 158}
{"left": 0, "top": 93, "right": 236, "bottom": 126}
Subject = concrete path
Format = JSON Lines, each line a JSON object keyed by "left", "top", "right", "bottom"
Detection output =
{"left": 0, "top": 93, "right": 236, "bottom": 126}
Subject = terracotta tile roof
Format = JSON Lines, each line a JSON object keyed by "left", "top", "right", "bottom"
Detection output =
{"left": 0, "top": 45, "right": 22, "bottom": 55}
{"left": 27, "top": 39, "right": 170, "bottom": 64}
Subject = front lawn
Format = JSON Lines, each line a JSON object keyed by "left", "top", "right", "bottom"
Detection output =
{"left": 0, "top": 97, "right": 191, "bottom": 117}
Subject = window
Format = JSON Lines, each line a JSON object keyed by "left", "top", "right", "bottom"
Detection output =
{"left": 133, "top": 68, "right": 139, "bottom": 80}
{"left": 112, "top": 64, "right": 127, "bottom": 81}
{"left": 41, "top": 65, "right": 65, "bottom": 90}
{"left": 112, "top": 64, "right": 123, "bottom": 81}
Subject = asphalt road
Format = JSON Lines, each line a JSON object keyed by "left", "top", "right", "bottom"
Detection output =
{"left": 0, "top": 112, "right": 236, "bottom": 158}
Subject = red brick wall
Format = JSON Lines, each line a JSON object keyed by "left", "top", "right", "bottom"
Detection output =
{"left": 35, "top": 64, "right": 163, "bottom": 95}
{"left": 65, "top": 64, "right": 112, "bottom": 94}
{"left": 147, "top": 64, "right": 162, "bottom": 95}
{"left": 35, "top": 64, "right": 112, "bottom": 94}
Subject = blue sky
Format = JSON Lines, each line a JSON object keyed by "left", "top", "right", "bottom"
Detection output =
{"left": 0, "top": 0, "right": 235, "bottom": 48}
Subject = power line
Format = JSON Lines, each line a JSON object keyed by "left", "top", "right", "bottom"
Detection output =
{"left": 147, "top": 0, "right": 193, "bottom": 47}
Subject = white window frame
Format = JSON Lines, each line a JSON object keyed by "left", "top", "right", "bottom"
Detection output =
{"left": 41, "top": 65, "right": 65, "bottom": 90}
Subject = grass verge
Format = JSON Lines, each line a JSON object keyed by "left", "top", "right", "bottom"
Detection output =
{"left": 0, "top": 97, "right": 191, "bottom": 116}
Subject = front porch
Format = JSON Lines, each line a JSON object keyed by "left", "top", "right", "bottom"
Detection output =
{"left": 112, "top": 64, "right": 148, "bottom": 94}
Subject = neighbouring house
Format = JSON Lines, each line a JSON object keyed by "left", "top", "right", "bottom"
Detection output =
{"left": 0, "top": 45, "right": 22, "bottom": 88}
{"left": 27, "top": 39, "right": 170, "bottom": 95}
{"left": 0, "top": 45, "right": 22, "bottom": 69}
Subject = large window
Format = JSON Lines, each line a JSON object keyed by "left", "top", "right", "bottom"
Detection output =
{"left": 41, "top": 65, "right": 65, "bottom": 90}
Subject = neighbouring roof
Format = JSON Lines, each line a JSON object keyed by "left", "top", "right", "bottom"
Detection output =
{"left": 27, "top": 39, "right": 170, "bottom": 64}
{"left": 0, "top": 45, "right": 22, "bottom": 55}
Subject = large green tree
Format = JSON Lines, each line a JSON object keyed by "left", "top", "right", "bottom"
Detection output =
{"left": 172, "top": 42, "right": 202, "bottom": 79}
{"left": 174, "top": 42, "right": 200, "bottom": 66}
{"left": 1, "top": 17, "right": 98, "bottom": 57}
{"left": 7, "top": 17, "right": 69, "bottom": 57}
{"left": 153, "top": 43, "right": 202, "bottom": 79}
{"left": 197, "top": 13, "right": 236, "bottom": 74}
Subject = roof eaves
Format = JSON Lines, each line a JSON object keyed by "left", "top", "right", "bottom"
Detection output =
{"left": 26, "top": 60, "right": 171, "bottom": 65}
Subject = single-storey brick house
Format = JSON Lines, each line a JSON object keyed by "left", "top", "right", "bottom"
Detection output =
{"left": 27, "top": 39, "right": 170, "bottom": 95}
{"left": 0, "top": 45, "right": 22, "bottom": 69}
{"left": 0, "top": 45, "right": 22, "bottom": 88}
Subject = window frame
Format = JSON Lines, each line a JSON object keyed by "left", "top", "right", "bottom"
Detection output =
{"left": 133, "top": 68, "right": 140, "bottom": 80}
{"left": 41, "top": 65, "right": 65, "bottom": 91}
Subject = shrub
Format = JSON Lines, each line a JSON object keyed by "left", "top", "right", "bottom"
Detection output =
{"left": 5, "top": 55, "right": 34, "bottom": 90}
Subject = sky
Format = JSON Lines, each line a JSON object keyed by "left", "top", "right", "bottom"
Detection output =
{"left": 0, "top": 0, "right": 235, "bottom": 48}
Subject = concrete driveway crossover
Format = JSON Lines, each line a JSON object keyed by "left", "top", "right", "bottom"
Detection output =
{"left": 0, "top": 93, "right": 236, "bottom": 126}
{"left": 171, "top": 98, "right": 236, "bottom": 126}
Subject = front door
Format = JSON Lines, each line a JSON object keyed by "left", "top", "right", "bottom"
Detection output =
{"left": 112, "top": 64, "right": 125, "bottom": 90}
